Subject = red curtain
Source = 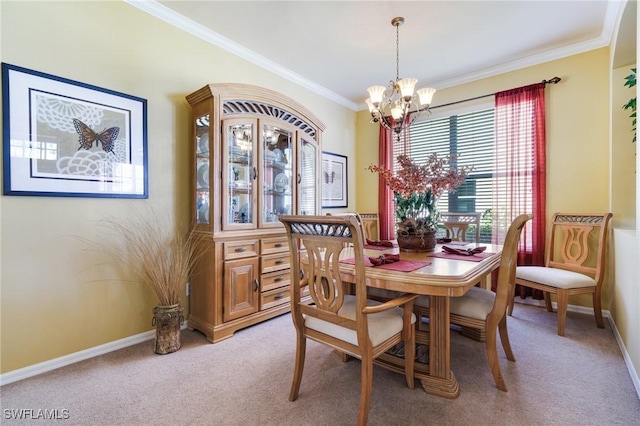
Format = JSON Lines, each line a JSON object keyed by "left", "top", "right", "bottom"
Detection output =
{"left": 377, "top": 116, "right": 411, "bottom": 240}
{"left": 378, "top": 125, "right": 395, "bottom": 239}
{"left": 494, "top": 83, "right": 546, "bottom": 299}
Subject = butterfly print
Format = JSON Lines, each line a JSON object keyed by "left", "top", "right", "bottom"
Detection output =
{"left": 324, "top": 171, "right": 336, "bottom": 184}
{"left": 73, "top": 118, "right": 119, "bottom": 153}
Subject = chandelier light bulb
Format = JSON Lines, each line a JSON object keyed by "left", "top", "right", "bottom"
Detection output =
{"left": 367, "top": 85, "right": 387, "bottom": 106}
{"left": 417, "top": 87, "right": 436, "bottom": 106}
{"left": 365, "top": 98, "right": 375, "bottom": 113}
{"left": 391, "top": 103, "right": 404, "bottom": 120}
{"left": 397, "top": 78, "right": 418, "bottom": 100}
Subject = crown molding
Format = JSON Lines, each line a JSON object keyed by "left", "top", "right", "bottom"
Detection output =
{"left": 126, "top": 0, "right": 620, "bottom": 114}
{"left": 124, "top": 0, "right": 358, "bottom": 111}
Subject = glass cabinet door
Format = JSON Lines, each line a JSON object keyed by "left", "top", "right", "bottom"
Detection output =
{"left": 195, "top": 114, "right": 210, "bottom": 225}
{"left": 223, "top": 119, "right": 257, "bottom": 230}
{"left": 260, "top": 122, "right": 293, "bottom": 227}
{"left": 298, "top": 138, "right": 319, "bottom": 215}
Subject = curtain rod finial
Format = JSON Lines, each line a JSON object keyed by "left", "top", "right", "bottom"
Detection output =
{"left": 543, "top": 77, "right": 561, "bottom": 85}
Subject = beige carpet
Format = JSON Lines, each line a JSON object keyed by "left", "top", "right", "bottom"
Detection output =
{"left": 1, "top": 303, "right": 639, "bottom": 425}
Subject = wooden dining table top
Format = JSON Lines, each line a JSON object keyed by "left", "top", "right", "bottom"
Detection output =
{"left": 335, "top": 243, "right": 503, "bottom": 297}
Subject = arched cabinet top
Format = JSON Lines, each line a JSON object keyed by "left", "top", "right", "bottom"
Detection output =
{"left": 186, "top": 83, "right": 326, "bottom": 139}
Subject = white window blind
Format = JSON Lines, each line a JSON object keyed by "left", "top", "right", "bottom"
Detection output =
{"left": 393, "top": 108, "right": 495, "bottom": 242}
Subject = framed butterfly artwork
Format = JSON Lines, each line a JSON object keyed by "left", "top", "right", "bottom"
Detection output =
{"left": 1, "top": 63, "right": 148, "bottom": 198}
{"left": 321, "top": 151, "right": 347, "bottom": 208}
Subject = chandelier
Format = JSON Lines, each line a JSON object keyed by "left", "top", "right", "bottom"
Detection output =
{"left": 366, "top": 17, "right": 436, "bottom": 139}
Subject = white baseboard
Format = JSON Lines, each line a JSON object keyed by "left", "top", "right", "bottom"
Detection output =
{"left": 513, "top": 298, "right": 640, "bottom": 399}
{"left": 0, "top": 329, "right": 157, "bottom": 386}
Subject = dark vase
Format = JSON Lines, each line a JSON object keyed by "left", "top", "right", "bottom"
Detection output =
{"left": 396, "top": 230, "right": 437, "bottom": 252}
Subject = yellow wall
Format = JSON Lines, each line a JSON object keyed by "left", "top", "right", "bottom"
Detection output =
{"left": 612, "top": 65, "right": 637, "bottom": 228}
{"left": 1, "top": 0, "right": 637, "bottom": 385}
{"left": 356, "top": 48, "right": 639, "bottom": 384}
{"left": 0, "top": 1, "right": 355, "bottom": 373}
{"left": 357, "top": 49, "right": 611, "bottom": 219}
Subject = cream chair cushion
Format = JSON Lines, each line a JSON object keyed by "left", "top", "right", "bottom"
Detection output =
{"left": 305, "top": 295, "right": 416, "bottom": 347}
{"left": 516, "top": 266, "right": 596, "bottom": 289}
{"left": 416, "top": 286, "right": 495, "bottom": 321}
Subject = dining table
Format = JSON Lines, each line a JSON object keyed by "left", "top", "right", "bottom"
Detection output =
{"left": 335, "top": 242, "right": 503, "bottom": 399}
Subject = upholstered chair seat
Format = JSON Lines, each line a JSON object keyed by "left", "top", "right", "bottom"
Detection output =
{"left": 516, "top": 267, "right": 596, "bottom": 289}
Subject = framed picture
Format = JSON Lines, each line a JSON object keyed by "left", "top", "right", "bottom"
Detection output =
{"left": 321, "top": 151, "right": 347, "bottom": 208}
{"left": 2, "top": 63, "right": 148, "bottom": 198}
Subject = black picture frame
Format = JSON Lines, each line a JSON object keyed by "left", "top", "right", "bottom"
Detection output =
{"left": 2, "top": 63, "right": 148, "bottom": 198}
{"left": 321, "top": 151, "right": 347, "bottom": 208}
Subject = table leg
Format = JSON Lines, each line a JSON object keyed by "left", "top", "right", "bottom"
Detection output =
{"left": 421, "top": 295, "right": 460, "bottom": 399}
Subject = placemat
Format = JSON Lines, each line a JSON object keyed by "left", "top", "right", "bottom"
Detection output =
{"left": 340, "top": 257, "right": 431, "bottom": 272}
{"left": 429, "top": 251, "right": 494, "bottom": 262}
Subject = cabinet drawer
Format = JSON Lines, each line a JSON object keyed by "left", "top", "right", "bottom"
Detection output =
{"left": 261, "top": 252, "right": 290, "bottom": 273}
{"left": 261, "top": 270, "right": 291, "bottom": 292}
{"left": 261, "top": 237, "right": 289, "bottom": 255}
{"left": 261, "top": 287, "right": 290, "bottom": 310}
{"left": 224, "top": 240, "right": 259, "bottom": 260}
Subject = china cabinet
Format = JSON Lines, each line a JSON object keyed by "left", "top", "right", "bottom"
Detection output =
{"left": 186, "top": 83, "right": 324, "bottom": 343}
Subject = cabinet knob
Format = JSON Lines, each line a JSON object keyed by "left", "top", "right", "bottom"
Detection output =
{"left": 234, "top": 247, "right": 247, "bottom": 252}
{"left": 275, "top": 243, "right": 283, "bottom": 248}
{"left": 274, "top": 277, "right": 283, "bottom": 282}
{"left": 275, "top": 259, "right": 285, "bottom": 265}
{"left": 253, "top": 279, "right": 259, "bottom": 292}
{"left": 274, "top": 293, "right": 284, "bottom": 300}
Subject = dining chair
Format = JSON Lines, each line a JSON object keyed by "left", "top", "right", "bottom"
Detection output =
{"left": 359, "top": 213, "right": 380, "bottom": 241}
{"left": 414, "top": 214, "right": 532, "bottom": 392}
{"left": 507, "top": 212, "right": 613, "bottom": 336}
{"left": 279, "top": 214, "right": 418, "bottom": 426}
{"left": 439, "top": 212, "right": 482, "bottom": 243}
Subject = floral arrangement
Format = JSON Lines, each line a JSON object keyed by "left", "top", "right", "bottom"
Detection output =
{"left": 368, "top": 154, "right": 470, "bottom": 234}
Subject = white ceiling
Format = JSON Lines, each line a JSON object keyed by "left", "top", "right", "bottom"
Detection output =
{"left": 129, "top": 0, "right": 635, "bottom": 110}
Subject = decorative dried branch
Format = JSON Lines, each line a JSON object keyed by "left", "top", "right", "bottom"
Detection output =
{"left": 96, "top": 210, "right": 203, "bottom": 307}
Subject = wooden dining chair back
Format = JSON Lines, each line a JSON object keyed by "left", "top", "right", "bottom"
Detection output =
{"left": 279, "top": 214, "right": 418, "bottom": 426}
{"left": 325, "top": 212, "right": 366, "bottom": 246}
{"left": 508, "top": 212, "right": 613, "bottom": 336}
{"left": 414, "top": 214, "right": 532, "bottom": 392}
{"left": 359, "top": 213, "right": 380, "bottom": 241}
{"left": 440, "top": 212, "right": 482, "bottom": 243}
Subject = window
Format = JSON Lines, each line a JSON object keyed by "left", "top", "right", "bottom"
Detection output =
{"left": 393, "top": 106, "right": 495, "bottom": 242}
{"left": 387, "top": 83, "right": 545, "bottom": 260}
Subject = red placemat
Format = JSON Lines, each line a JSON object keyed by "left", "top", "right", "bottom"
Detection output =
{"left": 429, "top": 251, "right": 494, "bottom": 262}
{"left": 340, "top": 257, "right": 431, "bottom": 272}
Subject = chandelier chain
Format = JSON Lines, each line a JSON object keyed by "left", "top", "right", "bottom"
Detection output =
{"left": 396, "top": 21, "right": 400, "bottom": 82}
